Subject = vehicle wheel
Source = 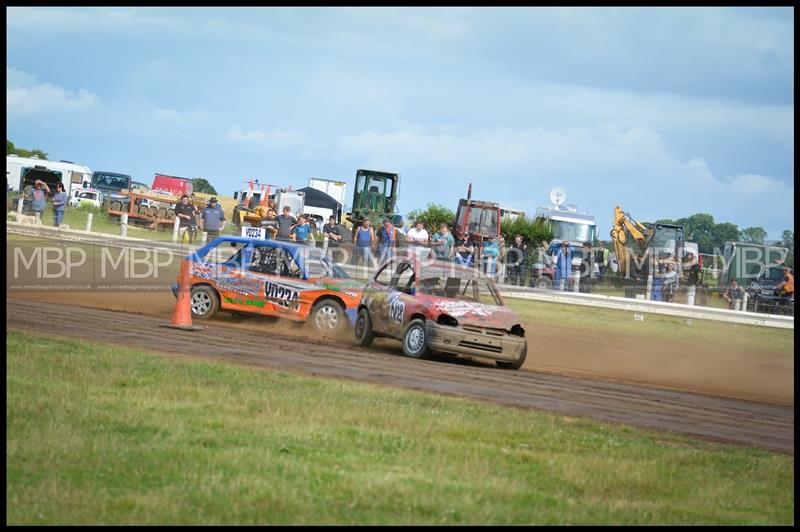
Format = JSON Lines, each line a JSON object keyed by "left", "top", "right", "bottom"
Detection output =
{"left": 496, "top": 343, "right": 527, "bottom": 370}
{"left": 311, "top": 299, "right": 346, "bottom": 334}
{"left": 190, "top": 285, "right": 219, "bottom": 320}
{"left": 354, "top": 308, "right": 375, "bottom": 347}
{"left": 401, "top": 319, "right": 430, "bottom": 359}
{"left": 534, "top": 276, "right": 552, "bottom": 290}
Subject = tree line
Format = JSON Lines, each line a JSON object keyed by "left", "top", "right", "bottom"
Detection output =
{"left": 7, "top": 140, "right": 47, "bottom": 159}
{"left": 408, "top": 204, "right": 794, "bottom": 267}
{"left": 655, "top": 213, "right": 793, "bottom": 267}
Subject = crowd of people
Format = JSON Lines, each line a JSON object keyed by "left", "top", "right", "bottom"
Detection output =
{"left": 12, "top": 185, "right": 795, "bottom": 311}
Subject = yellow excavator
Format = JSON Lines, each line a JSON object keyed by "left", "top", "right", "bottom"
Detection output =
{"left": 610, "top": 206, "right": 685, "bottom": 277}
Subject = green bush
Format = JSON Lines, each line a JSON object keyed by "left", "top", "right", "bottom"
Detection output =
{"left": 406, "top": 203, "right": 456, "bottom": 234}
{"left": 501, "top": 215, "right": 553, "bottom": 248}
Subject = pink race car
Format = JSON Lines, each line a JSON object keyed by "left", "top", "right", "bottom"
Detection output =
{"left": 354, "top": 253, "right": 527, "bottom": 369}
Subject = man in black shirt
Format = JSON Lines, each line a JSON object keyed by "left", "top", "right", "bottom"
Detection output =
{"left": 276, "top": 206, "right": 297, "bottom": 241}
{"left": 173, "top": 195, "right": 198, "bottom": 244}
{"left": 259, "top": 208, "right": 279, "bottom": 239}
{"left": 322, "top": 215, "right": 343, "bottom": 248}
{"left": 453, "top": 229, "right": 475, "bottom": 268}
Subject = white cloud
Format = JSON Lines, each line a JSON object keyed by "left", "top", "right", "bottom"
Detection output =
{"left": 6, "top": 7, "right": 177, "bottom": 33}
{"left": 227, "top": 124, "right": 309, "bottom": 150}
{"left": 337, "top": 124, "right": 794, "bottom": 237}
{"left": 7, "top": 67, "right": 98, "bottom": 115}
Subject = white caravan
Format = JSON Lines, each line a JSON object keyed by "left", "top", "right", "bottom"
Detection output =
{"left": 7, "top": 154, "right": 92, "bottom": 194}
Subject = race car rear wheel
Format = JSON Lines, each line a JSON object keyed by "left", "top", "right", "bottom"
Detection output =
{"left": 354, "top": 308, "right": 375, "bottom": 347}
{"left": 496, "top": 343, "right": 527, "bottom": 370}
{"left": 402, "top": 319, "right": 430, "bottom": 359}
{"left": 190, "top": 285, "right": 219, "bottom": 320}
{"left": 311, "top": 299, "right": 346, "bottom": 334}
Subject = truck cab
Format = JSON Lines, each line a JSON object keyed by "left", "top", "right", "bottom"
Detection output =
{"left": 348, "top": 169, "right": 399, "bottom": 225}
{"left": 455, "top": 199, "right": 501, "bottom": 242}
{"left": 91, "top": 171, "right": 132, "bottom": 206}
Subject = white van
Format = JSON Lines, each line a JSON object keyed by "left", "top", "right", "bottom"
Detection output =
{"left": 69, "top": 187, "right": 104, "bottom": 209}
{"left": 7, "top": 154, "right": 92, "bottom": 194}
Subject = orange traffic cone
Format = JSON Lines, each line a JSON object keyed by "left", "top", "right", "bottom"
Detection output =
{"left": 160, "top": 259, "right": 204, "bottom": 331}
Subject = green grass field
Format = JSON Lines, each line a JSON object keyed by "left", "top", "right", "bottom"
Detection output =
{"left": 505, "top": 297, "right": 793, "bottom": 353}
{"left": 6, "top": 330, "right": 793, "bottom": 525}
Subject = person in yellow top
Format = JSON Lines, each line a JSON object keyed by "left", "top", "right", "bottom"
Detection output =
{"left": 775, "top": 267, "right": 794, "bottom": 296}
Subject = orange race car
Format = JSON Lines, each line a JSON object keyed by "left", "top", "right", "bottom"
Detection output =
{"left": 171, "top": 236, "right": 362, "bottom": 334}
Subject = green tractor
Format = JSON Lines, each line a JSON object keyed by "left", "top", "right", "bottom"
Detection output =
{"left": 346, "top": 169, "right": 400, "bottom": 227}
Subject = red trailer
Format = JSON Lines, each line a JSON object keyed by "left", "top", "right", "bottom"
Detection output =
{"left": 151, "top": 173, "right": 193, "bottom": 197}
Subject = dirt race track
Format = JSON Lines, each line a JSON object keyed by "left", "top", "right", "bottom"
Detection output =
{"left": 6, "top": 294, "right": 794, "bottom": 454}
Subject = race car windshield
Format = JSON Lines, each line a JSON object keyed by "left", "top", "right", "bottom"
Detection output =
{"left": 418, "top": 274, "right": 501, "bottom": 306}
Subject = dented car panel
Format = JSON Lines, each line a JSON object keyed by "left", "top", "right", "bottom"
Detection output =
{"left": 425, "top": 321, "right": 526, "bottom": 362}
{"left": 359, "top": 254, "right": 528, "bottom": 365}
{"left": 173, "top": 236, "right": 361, "bottom": 325}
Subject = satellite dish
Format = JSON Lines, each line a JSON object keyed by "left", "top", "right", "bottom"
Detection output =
{"left": 549, "top": 186, "right": 567, "bottom": 206}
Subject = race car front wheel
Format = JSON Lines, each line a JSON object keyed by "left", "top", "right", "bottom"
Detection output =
{"left": 354, "top": 308, "right": 375, "bottom": 347}
{"left": 402, "top": 319, "right": 430, "bottom": 359}
{"left": 190, "top": 285, "right": 219, "bottom": 320}
{"left": 311, "top": 299, "right": 346, "bottom": 334}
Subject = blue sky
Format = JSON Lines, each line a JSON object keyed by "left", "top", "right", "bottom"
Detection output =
{"left": 6, "top": 7, "right": 794, "bottom": 238}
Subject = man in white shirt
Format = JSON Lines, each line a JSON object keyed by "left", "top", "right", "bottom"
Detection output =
{"left": 405, "top": 220, "right": 430, "bottom": 260}
{"left": 406, "top": 221, "right": 429, "bottom": 244}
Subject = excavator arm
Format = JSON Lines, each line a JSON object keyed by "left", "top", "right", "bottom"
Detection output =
{"left": 610, "top": 206, "right": 651, "bottom": 276}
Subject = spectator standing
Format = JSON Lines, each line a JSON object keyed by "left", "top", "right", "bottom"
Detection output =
{"left": 481, "top": 236, "right": 500, "bottom": 278}
{"left": 405, "top": 220, "right": 430, "bottom": 258}
{"left": 683, "top": 252, "right": 700, "bottom": 305}
{"left": 505, "top": 235, "right": 527, "bottom": 286}
{"left": 260, "top": 208, "right": 279, "bottom": 240}
{"left": 199, "top": 197, "right": 226, "bottom": 242}
{"left": 323, "top": 215, "right": 343, "bottom": 250}
{"left": 554, "top": 241, "right": 573, "bottom": 291}
{"left": 431, "top": 223, "right": 455, "bottom": 262}
{"left": 352, "top": 219, "right": 376, "bottom": 268}
{"left": 376, "top": 218, "right": 398, "bottom": 265}
{"left": 661, "top": 261, "right": 678, "bottom": 302}
{"left": 292, "top": 215, "right": 313, "bottom": 245}
{"left": 579, "top": 241, "right": 595, "bottom": 293}
{"left": 174, "top": 194, "right": 198, "bottom": 244}
{"left": 406, "top": 221, "right": 429, "bottom": 245}
{"left": 453, "top": 230, "right": 475, "bottom": 267}
{"left": 276, "top": 206, "right": 297, "bottom": 241}
{"left": 595, "top": 245, "right": 609, "bottom": 282}
{"left": 723, "top": 279, "right": 745, "bottom": 310}
{"left": 31, "top": 180, "right": 50, "bottom": 223}
{"left": 51, "top": 182, "right": 68, "bottom": 227}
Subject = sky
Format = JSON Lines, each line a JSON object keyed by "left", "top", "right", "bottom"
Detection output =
{"left": 6, "top": 6, "right": 795, "bottom": 239}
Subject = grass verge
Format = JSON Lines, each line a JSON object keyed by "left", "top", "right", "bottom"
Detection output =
{"left": 505, "top": 297, "right": 793, "bottom": 353}
{"left": 6, "top": 330, "right": 793, "bottom": 525}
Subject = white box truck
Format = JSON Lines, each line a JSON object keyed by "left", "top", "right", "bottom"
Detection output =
{"left": 308, "top": 178, "right": 347, "bottom": 207}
